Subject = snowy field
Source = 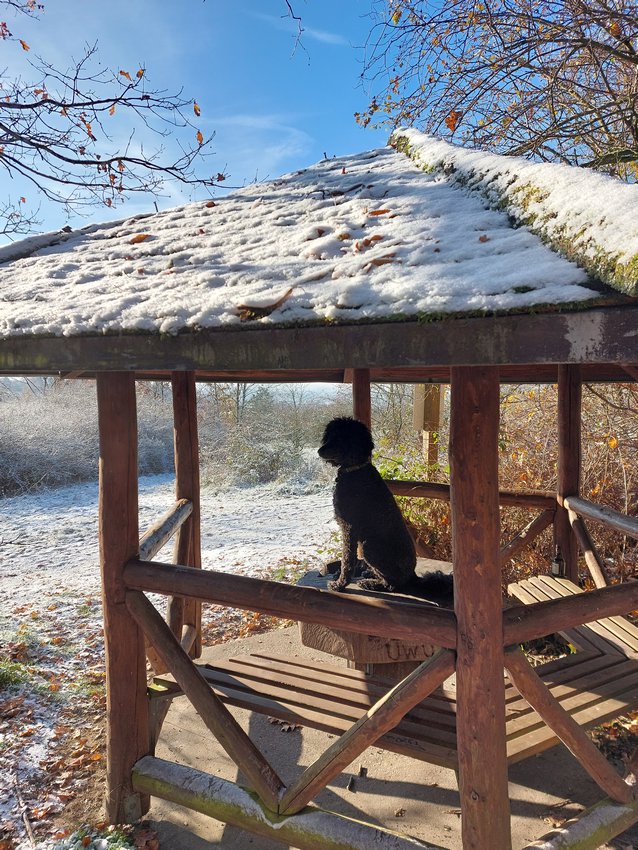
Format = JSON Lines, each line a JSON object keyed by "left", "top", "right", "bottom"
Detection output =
{"left": 0, "top": 474, "right": 336, "bottom": 615}
{"left": 0, "top": 474, "right": 336, "bottom": 849}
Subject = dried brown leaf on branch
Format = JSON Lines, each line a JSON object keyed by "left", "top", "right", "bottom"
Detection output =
{"left": 236, "top": 287, "right": 294, "bottom": 322}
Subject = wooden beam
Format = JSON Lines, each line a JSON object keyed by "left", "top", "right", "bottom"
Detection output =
{"left": 124, "top": 559, "right": 458, "bottom": 649}
{"left": 96, "top": 372, "right": 149, "bottom": 824}
{"left": 346, "top": 368, "right": 372, "bottom": 428}
{"left": 449, "top": 366, "right": 511, "bottom": 849}
{"left": 499, "top": 510, "right": 555, "bottom": 567}
{"left": 278, "top": 649, "right": 455, "bottom": 815}
{"left": 387, "top": 480, "right": 556, "bottom": 509}
{"left": 556, "top": 365, "right": 582, "bottom": 582}
{"left": 126, "top": 590, "right": 284, "bottom": 810}
{"left": 564, "top": 496, "right": 638, "bottom": 541}
{"left": 504, "top": 647, "right": 633, "bottom": 803}
{"left": 503, "top": 580, "right": 638, "bottom": 645}
{"left": 169, "top": 372, "right": 202, "bottom": 655}
{"left": 27, "top": 363, "right": 638, "bottom": 385}
{"left": 521, "top": 795, "right": 638, "bottom": 850}
{"left": 138, "top": 499, "right": 192, "bottom": 562}
{"left": 568, "top": 510, "right": 611, "bottom": 587}
{"left": 132, "top": 756, "right": 447, "bottom": 850}
{"left": 4, "top": 305, "right": 638, "bottom": 375}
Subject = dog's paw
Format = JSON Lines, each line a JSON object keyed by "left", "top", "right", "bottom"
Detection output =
{"left": 358, "top": 578, "right": 392, "bottom": 592}
{"left": 328, "top": 580, "right": 346, "bottom": 592}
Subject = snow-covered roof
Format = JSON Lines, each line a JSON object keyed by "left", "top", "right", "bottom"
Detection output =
{"left": 1, "top": 130, "right": 635, "bottom": 342}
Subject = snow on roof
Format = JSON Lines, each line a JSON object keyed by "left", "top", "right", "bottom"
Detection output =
{"left": 392, "top": 129, "right": 638, "bottom": 296}
{"left": 0, "top": 131, "right": 628, "bottom": 340}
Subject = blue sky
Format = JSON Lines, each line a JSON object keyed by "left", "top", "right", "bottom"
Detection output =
{"left": 2, "top": 0, "right": 390, "bottom": 236}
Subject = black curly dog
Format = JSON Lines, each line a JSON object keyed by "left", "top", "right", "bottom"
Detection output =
{"left": 318, "top": 417, "right": 453, "bottom": 604}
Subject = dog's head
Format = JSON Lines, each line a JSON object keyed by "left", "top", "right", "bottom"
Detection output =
{"left": 318, "top": 417, "right": 374, "bottom": 468}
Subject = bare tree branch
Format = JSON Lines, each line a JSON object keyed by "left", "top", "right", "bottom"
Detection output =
{"left": 0, "top": 2, "right": 226, "bottom": 235}
{"left": 361, "top": 0, "right": 638, "bottom": 178}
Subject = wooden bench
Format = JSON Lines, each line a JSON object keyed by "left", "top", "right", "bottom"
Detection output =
{"left": 152, "top": 640, "right": 638, "bottom": 770}
{"left": 507, "top": 574, "right": 638, "bottom": 658}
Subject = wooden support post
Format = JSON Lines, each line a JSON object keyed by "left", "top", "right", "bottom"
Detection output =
{"left": 169, "top": 372, "right": 202, "bottom": 656}
{"left": 556, "top": 365, "right": 582, "bottom": 583}
{"left": 97, "top": 372, "right": 150, "bottom": 824}
{"left": 450, "top": 366, "right": 511, "bottom": 850}
{"left": 413, "top": 384, "right": 441, "bottom": 466}
{"left": 348, "top": 368, "right": 371, "bottom": 428}
{"left": 568, "top": 510, "right": 611, "bottom": 588}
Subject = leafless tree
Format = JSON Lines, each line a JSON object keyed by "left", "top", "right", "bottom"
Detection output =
{"left": 0, "top": 1, "right": 224, "bottom": 237}
{"left": 360, "top": 0, "right": 638, "bottom": 177}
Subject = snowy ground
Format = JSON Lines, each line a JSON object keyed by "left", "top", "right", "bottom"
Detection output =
{"left": 0, "top": 474, "right": 336, "bottom": 849}
{"left": 0, "top": 473, "right": 336, "bottom": 611}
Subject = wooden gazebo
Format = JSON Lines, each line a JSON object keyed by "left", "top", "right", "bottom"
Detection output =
{"left": 1, "top": 129, "right": 638, "bottom": 850}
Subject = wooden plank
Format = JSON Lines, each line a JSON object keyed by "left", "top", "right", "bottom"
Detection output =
{"left": 556, "top": 364, "right": 581, "bottom": 582}
{"left": 541, "top": 578, "right": 638, "bottom": 653}
{"left": 503, "top": 581, "right": 638, "bottom": 646}
{"left": 124, "top": 559, "right": 458, "bottom": 648}
{"left": 170, "top": 371, "right": 202, "bottom": 655}
{"left": 132, "top": 756, "right": 448, "bottom": 850}
{"left": 449, "top": 366, "right": 511, "bottom": 849}
{"left": 96, "top": 372, "right": 150, "bottom": 824}
{"left": 505, "top": 664, "right": 638, "bottom": 762}
{"left": 72, "top": 363, "right": 638, "bottom": 386}
{"left": 506, "top": 660, "right": 638, "bottom": 737}
{"left": 504, "top": 646, "right": 635, "bottom": 802}
{"left": 139, "top": 499, "right": 192, "bottom": 561}
{"left": 193, "top": 659, "right": 459, "bottom": 740}
{"left": 551, "top": 579, "right": 638, "bottom": 653}
{"left": 564, "top": 495, "right": 638, "bottom": 541}
{"left": 278, "top": 649, "right": 456, "bottom": 814}
{"left": 508, "top": 579, "right": 621, "bottom": 655}
{"left": 126, "top": 590, "right": 284, "bottom": 810}
{"left": 175, "top": 670, "right": 460, "bottom": 768}
{"left": 511, "top": 576, "right": 638, "bottom": 655}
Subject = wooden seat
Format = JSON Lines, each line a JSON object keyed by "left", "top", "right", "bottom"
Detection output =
{"left": 507, "top": 574, "right": 638, "bottom": 658}
{"left": 152, "top": 642, "right": 638, "bottom": 770}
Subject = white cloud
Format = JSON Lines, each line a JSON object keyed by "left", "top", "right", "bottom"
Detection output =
{"left": 209, "top": 113, "right": 315, "bottom": 184}
{"left": 250, "top": 12, "right": 349, "bottom": 47}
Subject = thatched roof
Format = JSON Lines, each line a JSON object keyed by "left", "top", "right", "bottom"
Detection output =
{"left": 0, "top": 131, "right": 636, "bottom": 376}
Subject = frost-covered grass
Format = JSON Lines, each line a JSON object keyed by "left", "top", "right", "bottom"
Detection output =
{"left": 39, "top": 825, "right": 136, "bottom": 849}
{"left": 0, "top": 380, "right": 173, "bottom": 497}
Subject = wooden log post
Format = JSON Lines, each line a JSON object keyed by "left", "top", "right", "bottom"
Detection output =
{"left": 169, "top": 371, "right": 202, "bottom": 656}
{"left": 449, "top": 366, "right": 511, "bottom": 850}
{"left": 556, "top": 365, "right": 582, "bottom": 583}
{"left": 413, "top": 384, "right": 442, "bottom": 467}
{"left": 348, "top": 368, "right": 372, "bottom": 428}
{"left": 133, "top": 756, "right": 447, "bottom": 850}
{"left": 97, "top": 372, "right": 150, "bottom": 823}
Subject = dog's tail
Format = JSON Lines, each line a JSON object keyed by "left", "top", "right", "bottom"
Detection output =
{"left": 404, "top": 571, "right": 454, "bottom": 607}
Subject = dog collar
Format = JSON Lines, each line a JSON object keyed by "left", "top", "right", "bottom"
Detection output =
{"left": 339, "top": 460, "right": 372, "bottom": 473}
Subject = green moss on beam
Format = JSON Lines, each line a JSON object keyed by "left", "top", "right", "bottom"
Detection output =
{"left": 390, "top": 131, "right": 638, "bottom": 297}
{"left": 132, "top": 756, "right": 443, "bottom": 850}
